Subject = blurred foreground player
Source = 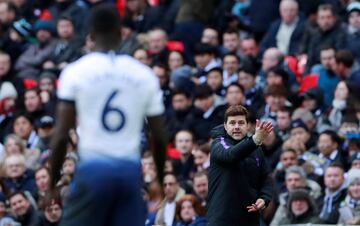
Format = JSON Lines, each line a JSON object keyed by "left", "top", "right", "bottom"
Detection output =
{"left": 49, "top": 4, "right": 167, "bottom": 226}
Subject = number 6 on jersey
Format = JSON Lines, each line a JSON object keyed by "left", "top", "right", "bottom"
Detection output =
{"left": 101, "top": 90, "right": 126, "bottom": 132}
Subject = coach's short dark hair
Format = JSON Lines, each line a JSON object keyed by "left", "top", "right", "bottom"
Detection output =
{"left": 224, "top": 105, "right": 249, "bottom": 123}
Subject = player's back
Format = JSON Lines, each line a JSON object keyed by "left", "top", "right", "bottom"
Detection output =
{"left": 58, "top": 52, "right": 164, "bottom": 160}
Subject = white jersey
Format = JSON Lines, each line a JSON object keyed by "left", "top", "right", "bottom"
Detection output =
{"left": 57, "top": 52, "right": 164, "bottom": 160}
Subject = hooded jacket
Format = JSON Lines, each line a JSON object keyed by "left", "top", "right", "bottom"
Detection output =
{"left": 207, "top": 125, "right": 273, "bottom": 226}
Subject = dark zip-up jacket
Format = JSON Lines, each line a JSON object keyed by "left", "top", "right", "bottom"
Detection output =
{"left": 207, "top": 125, "right": 273, "bottom": 226}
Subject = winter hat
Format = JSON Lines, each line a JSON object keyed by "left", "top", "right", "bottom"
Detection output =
{"left": 33, "top": 19, "right": 56, "bottom": 34}
{"left": 37, "top": 115, "right": 55, "bottom": 128}
{"left": 347, "top": 2, "right": 360, "bottom": 14}
{"left": 12, "top": 19, "right": 32, "bottom": 38}
{"left": 290, "top": 119, "right": 309, "bottom": 132}
{"left": 0, "top": 82, "right": 18, "bottom": 100}
{"left": 350, "top": 152, "right": 360, "bottom": 164}
{"left": 288, "top": 188, "right": 312, "bottom": 206}
{"left": 348, "top": 168, "right": 360, "bottom": 185}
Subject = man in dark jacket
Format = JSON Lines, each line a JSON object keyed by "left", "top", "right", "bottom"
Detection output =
{"left": 9, "top": 192, "right": 42, "bottom": 226}
{"left": 260, "top": 0, "right": 305, "bottom": 55}
{"left": 207, "top": 105, "right": 273, "bottom": 226}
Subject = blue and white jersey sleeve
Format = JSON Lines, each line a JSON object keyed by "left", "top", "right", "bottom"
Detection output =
{"left": 57, "top": 65, "right": 78, "bottom": 102}
{"left": 145, "top": 77, "right": 165, "bottom": 117}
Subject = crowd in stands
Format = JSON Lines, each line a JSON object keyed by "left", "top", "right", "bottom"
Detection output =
{"left": 0, "top": 0, "right": 359, "bottom": 225}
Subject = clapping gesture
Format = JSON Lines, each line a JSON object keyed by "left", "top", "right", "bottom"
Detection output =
{"left": 253, "top": 120, "right": 273, "bottom": 145}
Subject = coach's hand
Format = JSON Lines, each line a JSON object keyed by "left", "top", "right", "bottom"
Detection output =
{"left": 252, "top": 120, "right": 273, "bottom": 145}
{"left": 247, "top": 198, "right": 266, "bottom": 212}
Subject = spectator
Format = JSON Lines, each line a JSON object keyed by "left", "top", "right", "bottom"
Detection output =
{"left": 133, "top": 48, "right": 151, "bottom": 66}
{"left": 38, "top": 71, "right": 57, "bottom": 102}
{"left": 152, "top": 62, "right": 171, "bottom": 108}
{"left": 241, "top": 36, "right": 260, "bottom": 59}
{"left": 38, "top": 194, "right": 62, "bottom": 226}
{"left": 172, "top": 130, "right": 195, "bottom": 181}
{"left": 257, "top": 84, "right": 288, "bottom": 122}
{"left": 201, "top": 27, "right": 219, "bottom": 47}
{"left": 278, "top": 188, "right": 322, "bottom": 224}
{"left": 1, "top": 134, "right": 40, "bottom": 171}
{"left": 271, "top": 166, "right": 322, "bottom": 225}
{"left": 15, "top": 19, "right": 57, "bottom": 79}
{"left": 147, "top": 28, "right": 169, "bottom": 64}
{"left": 299, "top": 87, "right": 325, "bottom": 118}
{"left": 155, "top": 173, "right": 185, "bottom": 226}
{"left": 0, "top": 51, "right": 25, "bottom": 111}
{"left": 222, "top": 53, "right": 240, "bottom": 87}
{"left": 300, "top": 4, "right": 346, "bottom": 69}
{"left": 350, "top": 152, "right": 360, "bottom": 170}
{"left": 168, "top": 51, "right": 185, "bottom": 72}
{"left": 12, "top": 113, "right": 40, "bottom": 150}
{"left": 224, "top": 83, "right": 245, "bottom": 107}
{"left": 36, "top": 115, "right": 55, "bottom": 153}
{"left": 193, "top": 43, "right": 221, "bottom": 84}
{"left": 289, "top": 119, "right": 316, "bottom": 151}
{"left": 0, "top": 1, "right": 16, "bottom": 35}
{"left": 222, "top": 29, "right": 241, "bottom": 55}
{"left": 316, "top": 130, "right": 347, "bottom": 171}
{"left": 35, "top": 167, "right": 50, "bottom": 206}
{"left": 3, "top": 154, "right": 37, "bottom": 199}
{"left": 0, "top": 81, "right": 18, "bottom": 142}
{"left": 192, "top": 171, "right": 208, "bottom": 207}
{"left": 190, "top": 84, "right": 225, "bottom": 142}
{"left": 260, "top": 0, "right": 305, "bottom": 55}
{"left": 24, "top": 88, "right": 51, "bottom": 123}
{"left": 0, "top": 18, "right": 32, "bottom": 63}
{"left": 165, "top": 90, "right": 194, "bottom": 141}
{"left": 238, "top": 64, "right": 264, "bottom": 115}
{"left": 338, "top": 168, "right": 360, "bottom": 225}
{"left": 345, "top": 2, "right": 360, "bottom": 65}
{"left": 192, "top": 143, "right": 210, "bottom": 172}
{"left": 333, "top": 50, "right": 360, "bottom": 86}
{"left": 275, "top": 106, "right": 292, "bottom": 141}
{"left": 118, "top": 18, "right": 140, "bottom": 55}
{"left": 206, "top": 67, "right": 225, "bottom": 97}
{"left": 311, "top": 46, "right": 339, "bottom": 107}
{"left": 43, "top": 16, "right": 82, "bottom": 72}
{"left": 273, "top": 148, "right": 299, "bottom": 193}
{"left": 328, "top": 81, "right": 359, "bottom": 130}
{"left": 45, "top": 0, "right": 87, "bottom": 34}
{"left": 173, "top": 194, "right": 206, "bottom": 226}
{"left": 318, "top": 163, "right": 348, "bottom": 224}
{"left": 141, "top": 151, "right": 157, "bottom": 184}
{"left": 265, "top": 67, "right": 289, "bottom": 88}
{"left": 9, "top": 191, "right": 41, "bottom": 226}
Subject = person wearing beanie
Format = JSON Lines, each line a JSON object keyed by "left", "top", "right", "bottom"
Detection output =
{"left": 338, "top": 169, "right": 360, "bottom": 225}
{"left": 0, "top": 81, "right": 17, "bottom": 115}
{"left": 0, "top": 18, "right": 32, "bottom": 63}
{"left": 278, "top": 188, "right": 321, "bottom": 224}
{"left": 15, "top": 19, "right": 57, "bottom": 79}
{"left": 350, "top": 152, "right": 360, "bottom": 170}
{"left": 345, "top": 1, "right": 360, "bottom": 65}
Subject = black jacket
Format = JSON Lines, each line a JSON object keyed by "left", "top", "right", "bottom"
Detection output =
{"left": 207, "top": 125, "right": 273, "bottom": 226}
